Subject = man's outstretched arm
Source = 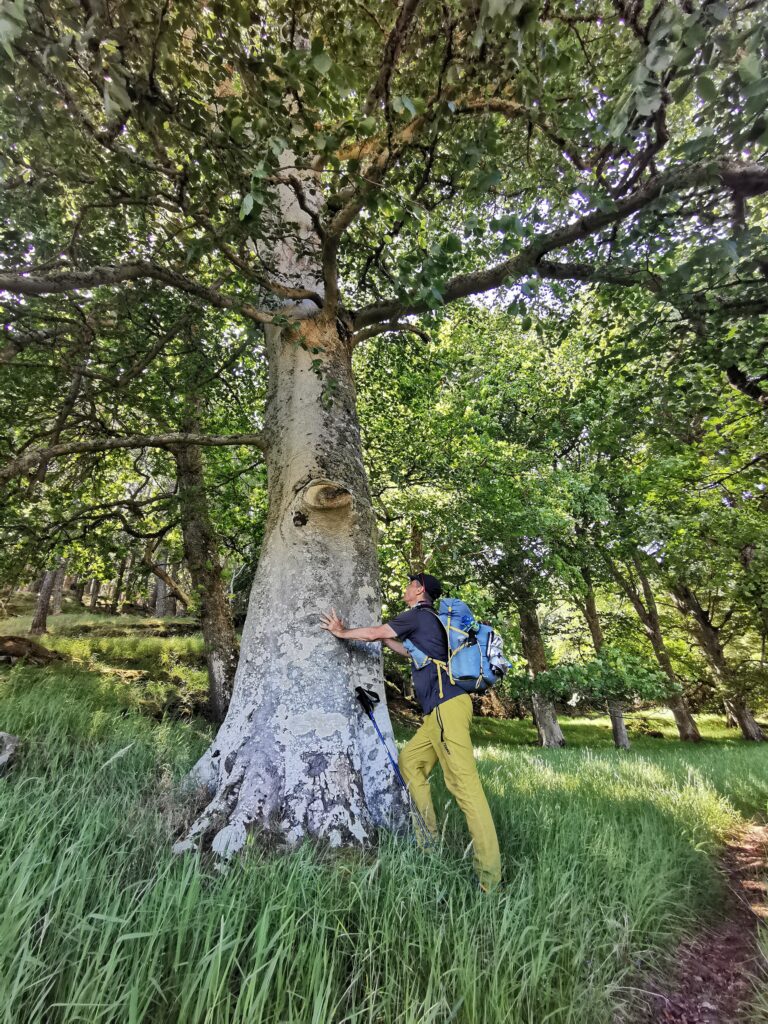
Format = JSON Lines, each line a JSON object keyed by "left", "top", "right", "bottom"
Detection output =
{"left": 320, "top": 609, "right": 398, "bottom": 644}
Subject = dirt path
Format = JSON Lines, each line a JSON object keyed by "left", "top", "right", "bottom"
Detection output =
{"left": 640, "top": 823, "right": 768, "bottom": 1023}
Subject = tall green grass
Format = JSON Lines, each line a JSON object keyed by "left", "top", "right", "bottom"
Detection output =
{"left": 752, "top": 928, "right": 768, "bottom": 1023}
{"left": 3, "top": 657, "right": 764, "bottom": 1024}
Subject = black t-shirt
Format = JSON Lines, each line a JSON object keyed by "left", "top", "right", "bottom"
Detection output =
{"left": 386, "top": 603, "right": 466, "bottom": 714}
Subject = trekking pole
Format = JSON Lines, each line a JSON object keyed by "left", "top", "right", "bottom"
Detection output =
{"left": 354, "top": 686, "right": 434, "bottom": 847}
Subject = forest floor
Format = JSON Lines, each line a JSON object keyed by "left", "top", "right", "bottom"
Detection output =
{"left": 1, "top": 604, "right": 767, "bottom": 1023}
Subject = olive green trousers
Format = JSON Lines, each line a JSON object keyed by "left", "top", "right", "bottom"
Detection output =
{"left": 398, "top": 693, "right": 502, "bottom": 890}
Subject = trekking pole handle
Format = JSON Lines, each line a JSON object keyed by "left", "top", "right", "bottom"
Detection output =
{"left": 355, "top": 686, "right": 380, "bottom": 717}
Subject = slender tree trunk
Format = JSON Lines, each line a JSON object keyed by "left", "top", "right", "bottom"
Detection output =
{"left": 73, "top": 578, "right": 86, "bottom": 605}
{"left": 143, "top": 546, "right": 190, "bottom": 609}
{"left": 603, "top": 550, "right": 701, "bottom": 742}
{"left": 89, "top": 578, "right": 101, "bottom": 611}
{"left": 154, "top": 574, "right": 169, "bottom": 617}
{"left": 607, "top": 701, "right": 631, "bottom": 749}
{"left": 166, "top": 562, "right": 179, "bottom": 616}
{"left": 177, "top": 317, "right": 406, "bottom": 856}
{"left": 109, "top": 556, "right": 129, "bottom": 616}
{"left": 725, "top": 700, "right": 739, "bottom": 728}
{"left": 50, "top": 559, "right": 67, "bottom": 615}
{"left": 577, "top": 565, "right": 630, "bottom": 749}
{"left": 518, "top": 600, "right": 566, "bottom": 747}
{"left": 672, "top": 583, "right": 764, "bottom": 742}
{"left": 30, "top": 569, "right": 57, "bottom": 634}
{"left": 729, "top": 701, "right": 764, "bottom": 742}
{"left": 173, "top": 426, "right": 240, "bottom": 723}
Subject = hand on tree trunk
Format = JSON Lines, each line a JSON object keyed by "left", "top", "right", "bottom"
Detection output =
{"left": 320, "top": 609, "right": 347, "bottom": 637}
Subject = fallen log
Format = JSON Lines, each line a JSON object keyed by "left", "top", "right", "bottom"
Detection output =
{"left": 0, "top": 635, "right": 65, "bottom": 665}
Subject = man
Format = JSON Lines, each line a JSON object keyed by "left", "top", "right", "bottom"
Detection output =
{"left": 320, "top": 573, "right": 501, "bottom": 891}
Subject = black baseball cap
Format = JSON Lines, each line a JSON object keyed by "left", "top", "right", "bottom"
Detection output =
{"left": 408, "top": 572, "right": 442, "bottom": 602}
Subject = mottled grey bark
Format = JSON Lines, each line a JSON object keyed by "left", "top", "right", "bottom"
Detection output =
{"left": 518, "top": 600, "right": 566, "bottom": 748}
{"left": 30, "top": 569, "right": 56, "bottom": 635}
{"left": 178, "top": 318, "right": 407, "bottom": 856}
{"left": 672, "top": 583, "right": 764, "bottom": 742}
{"left": 89, "top": 578, "right": 101, "bottom": 611}
{"left": 73, "top": 578, "right": 86, "bottom": 605}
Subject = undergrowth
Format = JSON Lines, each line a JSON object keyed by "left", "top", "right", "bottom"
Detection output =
{"left": 3, "top": 641, "right": 767, "bottom": 1023}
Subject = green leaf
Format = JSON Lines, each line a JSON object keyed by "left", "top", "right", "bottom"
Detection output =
{"left": 708, "top": 2, "right": 729, "bottom": 22}
{"left": 696, "top": 76, "right": 718, "bottom": 103}
{"left": 239, "top": 193, "right": 254, "bottom": 220}
{"left": 671, "top": 78, "right": 693, "bottom": 102}
{"left": 635, "top": 90, "right": 662, "bottom": 117}
{"left": 737, "top": 53, "right": 761, "bottom": 85}
{"left": 312, "top": 51, "right": 332, "bottom": 75}
{"left": 475, "top": 168, "right": 502, "bottom": 191}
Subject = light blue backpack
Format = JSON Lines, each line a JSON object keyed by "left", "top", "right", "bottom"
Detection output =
{"left": 403, "top": 598, "right": 510, "bottom": 697}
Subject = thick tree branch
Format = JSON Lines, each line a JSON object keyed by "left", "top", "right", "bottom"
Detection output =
{"left": 726, "top": 365, "right": 768, "bottom": 408}
{"left": 0, "top": 432, "right": 266, "bottom": 484}
{"left": 352, "top": 160, "right": 768, "bottom": 329}
{"left": 351, "top": 319, "right": 431, "bottom": 345}
{"left": 0, "top": 263, "right": 289, "bottom": 325}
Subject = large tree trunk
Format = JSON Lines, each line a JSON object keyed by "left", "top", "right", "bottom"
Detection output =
{"left": 518, "top": 600, "right": 566, "bottom": 748}
{"left": 29, "top": 569, "right": 56, "bottom": 635}
{"left": 672, "top": 584, "right": 764, "bottom": 742}
{"left": 178, "top": 317, "right": 407, "bottom": 856}
{"left": 73, "top": 578, "right": 86, "bottom": 605}
{"left": 577, "top": 565, "right": 630, "bottom": 750}
{"left": 88, "top": 578, "right": 101, "bottom": 611}
{"left": 173, "top": 427, "right": 240, "bottom": 723}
